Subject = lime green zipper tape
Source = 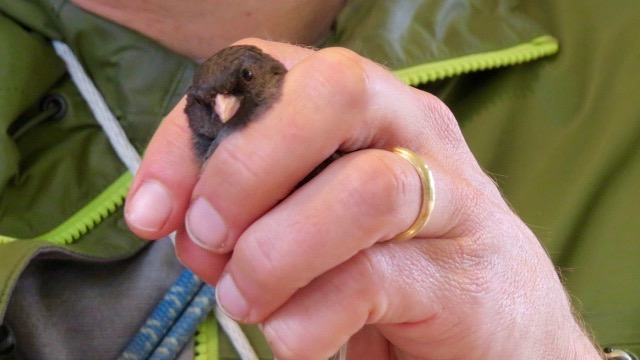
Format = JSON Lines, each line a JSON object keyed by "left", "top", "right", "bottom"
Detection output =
{"left": 195, "top": 312, "right": 220, "bottom": 360}
{"left": 0, "top": 172, "right": 133, "bottom": 245}
{"left": 0, "top": 234, "right": 17, "bottom": 244}
{"left": 393, "top": 35, "right": 559, "bottom": 86}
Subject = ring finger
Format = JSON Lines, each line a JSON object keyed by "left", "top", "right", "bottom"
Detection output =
{"left": 214, "top": 147, "right": 471, "bottom": 324}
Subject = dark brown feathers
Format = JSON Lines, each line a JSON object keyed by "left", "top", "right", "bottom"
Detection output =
{"left": 185, "top": 45, "right": 287, "bottom": 163}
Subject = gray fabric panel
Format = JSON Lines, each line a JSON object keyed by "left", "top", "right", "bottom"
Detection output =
{"left": 5, "top": 238, "right": 185, "bottom": 360}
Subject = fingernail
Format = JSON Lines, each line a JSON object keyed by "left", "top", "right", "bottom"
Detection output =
{"left": 126, "top": 180, "right": 173, "bottom": 231}
{"left": 216, "top": 273, "right": 249, "bottom": 321}
{"left": 186, "top": 197, "right": 228, "bottom": 251}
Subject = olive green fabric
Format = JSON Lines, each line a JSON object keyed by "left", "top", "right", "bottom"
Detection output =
{"left": 0, "top": 0, "right": 638, "bottom": 359}
{"left": 456, "top": 1, "right": 640, "bottom": 354}
{"left": 0, "top": 0, "right": 194, "bottom": 316}
{"left": 325, "top": 0, "right": 550, "bottom": 70}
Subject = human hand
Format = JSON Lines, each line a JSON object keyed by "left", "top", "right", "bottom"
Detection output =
{"left": 125, "top": 39, "right": 601, "bottom": 359}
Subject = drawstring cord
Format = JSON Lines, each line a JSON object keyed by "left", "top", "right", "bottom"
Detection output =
{"left": 52, "top": 41, "right": 141, "bottom": 174}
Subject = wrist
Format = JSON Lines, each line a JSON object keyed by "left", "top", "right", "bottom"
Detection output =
{"left": 499, "top": 260, "right": 602, "bottom": 359}
{"left": 539, "top": 308, "right": 602, "bottom": 360}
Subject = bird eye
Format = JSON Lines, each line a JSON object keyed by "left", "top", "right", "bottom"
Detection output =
{"left": 241, "top": 68, "right": 254, "bottom": 82}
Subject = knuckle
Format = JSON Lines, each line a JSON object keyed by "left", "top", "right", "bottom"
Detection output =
{"left": 451, "top": 179, "right": 488, "bottom": 232}
{"left": 351, "top": 250, "right": 388, "bottom": 322}
{"left": 335, "top": 250, "right": 379, "bottom": 300}
{"left": 339, "top": 152, "right": 415, "bottom": 233}
{"left": 415, "top": 91, "right": 466, "bottom": 152}
{"left": 330, "top": 249, "right": 392, "bottom": 325}
{"left": 442, "top": 187, "right": 507, "bottom": 300}
{"left": 460, "top": 181, "right": 485, "bottom": 215}
{"left": 451, "top": 238, "right": 493, "bottom": 292}
{"left": 261, "top": 321, "right": 303, "bottom": 360}
{"left": 306, "top": 47, "right": 371, "bottom": 112}
{"left": 242, "top": 230, "right": 290, "bottom": 288}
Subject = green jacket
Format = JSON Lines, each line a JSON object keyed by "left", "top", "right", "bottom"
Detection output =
{"left": 0, "top": 0, "right": 638, "bottom": 358}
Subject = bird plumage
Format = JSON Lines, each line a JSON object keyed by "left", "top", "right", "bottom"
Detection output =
{"left": 185, "top": 45, "right": 287, "bottom": 163}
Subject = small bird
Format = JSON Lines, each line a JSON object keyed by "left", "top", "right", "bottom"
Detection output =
{"left": 185, "top": 45, "right": 287, "bottom": 163}
{"left": 185, "top": 44, "right": 340, "bottom": 185}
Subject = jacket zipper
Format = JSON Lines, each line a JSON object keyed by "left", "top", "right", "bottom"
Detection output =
{"left": 195, "top": 312, "right": 220, "bottom": 360}
{"left": 0, "top": 172, "right": 132, "bottom": 245}
{"left": 393, "top": 35, "right": 559, "bottom": 86}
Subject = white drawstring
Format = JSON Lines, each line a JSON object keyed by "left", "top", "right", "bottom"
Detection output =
{"left": 52, "top": 40, "right": 258, "bottom": 360}
{"left": 52, "top": 41, "right": 142, "bottom": 174}
{"left": 214, "top": 306, "right": 259, "bottom": 360}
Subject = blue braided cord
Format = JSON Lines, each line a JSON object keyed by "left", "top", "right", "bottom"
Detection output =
{"left": 149, "top": 285, "right": 217, "bottom": 360}
{"left": 118, "top": 270, "right": 204, "bottom": 360}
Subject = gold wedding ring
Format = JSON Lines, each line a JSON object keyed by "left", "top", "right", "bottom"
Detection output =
{"left": 390, "top": 147, "right": 435, "bottom": 241}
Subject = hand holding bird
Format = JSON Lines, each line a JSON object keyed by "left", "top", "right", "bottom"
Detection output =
{"left": 125, "top": 39, "right": 601, "bottom": 360}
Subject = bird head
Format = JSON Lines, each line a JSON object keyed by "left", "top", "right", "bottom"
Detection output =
{"left": 185, "top": 45, "right": 287, "bottom": 162}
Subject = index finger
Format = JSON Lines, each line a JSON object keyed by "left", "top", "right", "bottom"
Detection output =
{"left": 124, "top": 39, "right": 316, "bottom": 239}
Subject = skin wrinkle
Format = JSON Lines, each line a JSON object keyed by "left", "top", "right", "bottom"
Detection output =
{"left": 373, "top": 154, "right": 421, "bottom": 240}
{"left": 212, "top": 141, "right": 268, "bottom": 194}
{"left": 247, "top": 194, "right": 342, "bottom": 282}
{"left": 247, "top": 227, "right": 300, "bottom": 291}
{"left": 363, "top": 240, "right": 433, "bottom": 324}
{"left": 355, "top": 261, "right": 390, "bottom": 337}
{"left": 409, "top": 239, "right": 495, "bottom": 340}
{"left": 385, "top": 244, "right": 444, "bottom": 321}
{"left": 238, "top": 221, "right": 335, "bottom": 320}
{"left": 260, "top": 197, "right": 460, "bottom": 358}
{"left": 250, "top": 90, "right": 335, "bottom": 167}
{"left": 374, "top": 249, "right": 461, "bottom": 356}
{"left": 451, "top": 176, "right": 496, "bottom": 238}
{"left": 261, "top": 318, "right": 300, "bottom": 359}
{"left": 207, "top": 134, "right": 305, "bottom": 206}
{"left": 318, "top": 255, "right": 379, "bottom": 355}
{"left": 263, "top": 260, "right": 370, "bottom": 358}
{"left": 408, "top": 90, "right": 499, "bottom": 199}
{"left": 241, "top": 202, "right": 321, "bottom": 292}
{"left": 161, "top": 117, "right": 199, "bottom": 167}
